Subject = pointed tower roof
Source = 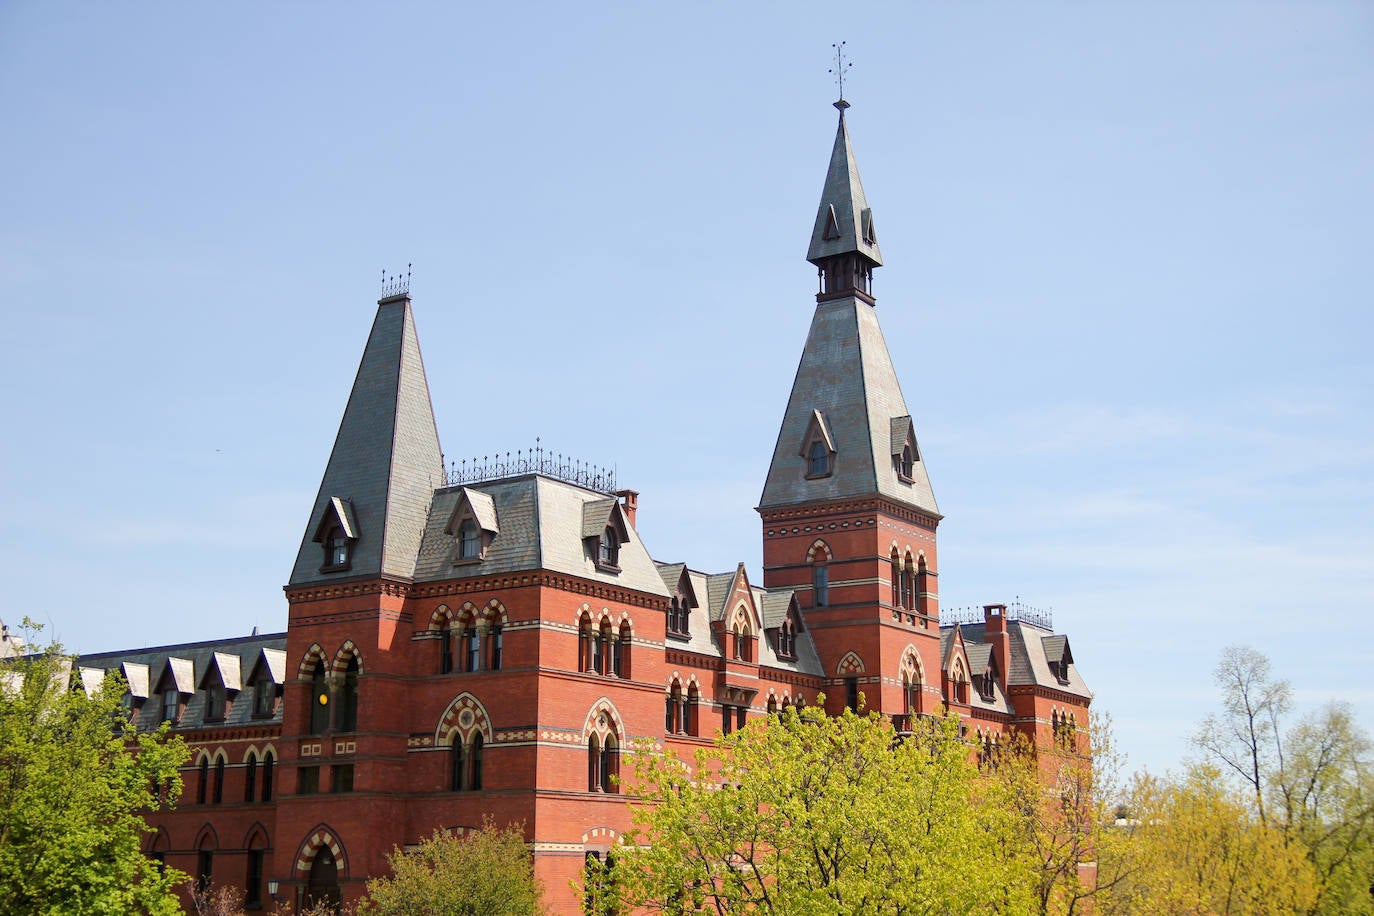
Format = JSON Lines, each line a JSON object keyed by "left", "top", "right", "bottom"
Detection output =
{"left": 760, "top": 106, "right": 937, "bottom": 517}
{"left": 289, "top": 293, "right": 444, "bottom": 586}
{"left": 807, "top": 104, "right": 883, "bottom": 268}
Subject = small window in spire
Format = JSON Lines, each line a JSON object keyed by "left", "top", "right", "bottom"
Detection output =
{"left": 322, "top": 526, "right": 352, "bottom": 572}
{"left": 861, "top": 208, "right": 877, "bottom": 245}
{"left": 598, "top": 527, "right": 620, "bottom": 569}
{"left": 458, "top": 518, "right": 481, "bottom": 560}
{"left": 800, "top": 409, "right": 836, "bottom": 480}
{"left": 807, "top": 440, "right": 831, "bottom": 478}
{"left": 822, "top": 204, "right": 841, "bottom": 241}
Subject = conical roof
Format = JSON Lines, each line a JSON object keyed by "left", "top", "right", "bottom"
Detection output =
{"left": 807, "top": 108, "right": 883, "bottom": 267}
{"left": 758, "top": 296, "right": 937, "bottom": 515}
{"left": 289, "top": 294, "right": 444, "bottom": 585}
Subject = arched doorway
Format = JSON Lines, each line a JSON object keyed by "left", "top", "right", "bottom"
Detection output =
{"left": 304, "top": 846, "right": 341, "bottom": 911}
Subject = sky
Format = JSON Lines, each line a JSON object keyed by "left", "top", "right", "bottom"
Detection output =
{"left": 1, "top": 2, "right": 1370, "bottom": 778}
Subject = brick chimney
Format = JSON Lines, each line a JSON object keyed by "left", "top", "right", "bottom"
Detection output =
{"left": 984, "top": 604, "right": 1010, "bottom": 689}
{"left": 615, "top": 489, "right": 639, "bottom": 528}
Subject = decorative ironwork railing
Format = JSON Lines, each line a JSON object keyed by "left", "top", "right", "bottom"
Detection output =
{"left": 938, "top": 598, "right": 1053, "bottom": 631}
{"left": 444, "top": 439, "right": 617, "bottom": 496}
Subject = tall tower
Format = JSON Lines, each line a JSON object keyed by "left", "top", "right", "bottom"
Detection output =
{"left": 759, "top": 99, "right": 945, "bottom": 719}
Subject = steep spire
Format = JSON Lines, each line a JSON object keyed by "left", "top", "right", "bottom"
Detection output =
{"left": 807, "top": 104, "right": 883, "bottom": 300}
{"left": 289, "top": 292, "right": 444, "bottom": 586}
{"left": 760, "top": 105, "right": 937, "bottom": 516}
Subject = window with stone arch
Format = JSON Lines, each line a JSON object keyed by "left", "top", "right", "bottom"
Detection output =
{"left": 195, "top": 826, "right": 218, "bottom": 893}
{"left": 260, "top": 747, "right": 275, "bottom": 802}
{"left": 900, "top": 648, "right": 924, "bottom": 718}
{"left": 244, "top": 826, "right": 269, "bottom": 909}
{"left": 294, "top": 825, "right": 346, "bottom": 912}
{"left": 244, "top": 750, "right": 258, "bottom": 803}
{"left": 584, "top": 701, "right": 623, "bottom": 794}
{"left": 212, "top": 751, "right": 226, "bottom": 805}
{"left": 298, "top": 645, "right": 330, "bottom": 736}
{"left": 730, "top": 607, "right": 754, "bottom": 663}
{"left": 950, "top": 659, "right": 969, "bottom": 705}
{"left": 196, "top": 753, "right": 209, "bottom": 804}
{"left": 664, "top": 678, "right": 687, "bottom": 735}
{"left": 436, "top": 692, "right": 493, "bottom": 792}
{"left": 331, "top": 644, "right": 362, "bottom": 733}
{"left": 807, "top": 540, "right": 832, "bottom": 609}
{"left": 916, "top": 554, "right": 930, "bottom": 616}
{"left": 430, "top": 605, "right": 457, "bottom": 674}
{"left": 481, "top": 601, "right": 508, "bottom": 672}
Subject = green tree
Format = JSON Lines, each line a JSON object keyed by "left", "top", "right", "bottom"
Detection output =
{"left": 0, "top": 621, "right": 189, "bottom": 916}
{"left": 358, "top": 820, "right": 546, "bottom": 916}
{"left": 614, "top": 705, "right": 1037, "bottom": 916}
{"left": 1194, "top": 645, "right": 1374, "bottom": 915}
{"left": 1102, "top": 764, "right": 1319, "bottom": 915}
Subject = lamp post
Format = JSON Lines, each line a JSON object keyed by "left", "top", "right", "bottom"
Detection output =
{"left": 267, "top": 879, "right": 284, "bottom": 907}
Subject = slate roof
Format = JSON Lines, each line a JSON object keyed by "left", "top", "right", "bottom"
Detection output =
{"left": 950, "top": 620, "right": 1092, "bottom": 700}
{"left": 414, "top": 476, "right": 669, "bottom": 599}
{"left": 807, "top": 108, "right": 883, "bottom": 267}
{"left": 759, "top": 298, "right": 939, "bottom": 515}
{"left": 77, "top": 631, "right": 288, "bottom": 732}
{"left": 290, "top": 294, "right": 444, "bottom": 586}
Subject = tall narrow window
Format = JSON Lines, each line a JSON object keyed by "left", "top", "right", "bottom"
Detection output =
{"left": 337, "top": 656, "right": 359, "bottom": 732}
{"left": 488, "top": 624, "right": 503, "bottom": 671}
{"left": 450, "top": 741, "right": 465, "bottom": 791}
{"left": 813, "top": 563, "right": 829, "bottom": 607}
{"left": 916, "top": 558, "right": 929, "bottom": 615}
{"left": 845, "top": 677, "right": 859, "bottom": 712}
{"left": 196, "top": 847, "right": 213, "bottom": 892}
{"left": 687, "top": 685, "right": 700, "bottom": 737}
{"left": 464, "top": 626, "right": 481, "bottom": 673}
{"left": 212, "top": 756, "right": 225, "bottom": 804}
{"left": 309, "top": 666, "right": 328, "bottom": 735}
{"left": 599, "top": 737, "right": 617, "bottom": 793}
{"left": 261, "top": 751, "right": 274, "bottom": 802}
{"left": 162, "top": 687, "right": 180, "bottom": 725}
{"left": 245, "top": 753, "right": 258, "bottom": 803}
{"left": 599, "top": 527, "right": 620, "bottom": 567}
{"left": 579, "top": 616, "right": 593, "bottom": 673}
{"left": 253, "top": 677, "right": 275, "bottom": 717}
{"left": 588, "top": 736, "right": 602, "bottom": 792}
{"left": 615, "top": 623, "right": 630, "bottom": 678}
{"left": 458, "top": 518, "right": 481, "bottom": 559}
{"left": 808, "top": 440, "right": 829, "bottom": 476}
{"left": 196, "top": 757, "right": 209, "bottom": 804}
{"left": 440, "top": 621, "right": 454, "bottom": 674}
{"left": 469, "top": 734, "right": 484, "bottom": 790}
{"left": 246, "top": 846, "right": 265, "bottom": 908}
{"left": 204, "top": 677, "right": 224, "bottom": 721}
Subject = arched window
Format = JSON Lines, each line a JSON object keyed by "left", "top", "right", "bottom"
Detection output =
{"left": 244, "top": 753, "right": 258, "bottom": 803}
{"left": 196, "top": 831, "right": 216, "bottom": 892}
{"left": 336, "top": 655, "right": 359, "bottom": 732}
{"left": 458, "top": 518, "right": 481, "bottom": 559}
{"left": 599, "top": 527, "right": 619, "bottom": 567}
{"left": 595, "top": 619, "right": 612, "bottom": 675}
{"left": 578, "top": 613, "right": 593, "bottom": 673}
{"left": 488, "top": 622, "right": 503, "bottom": 671}
{"left": 450, "top": 740, "right": 465, "bottom": 792}
{"left": 196, "top": 756, "right": 209, "bottom": 804}
{"left": 213, "top": 755, "right": 225, "bottom": 804}
{"left": 904, "top": 674, "right": 920, "bottom": 717}
{"left": 902, "top": 555, "right": 915, "bottom": 610}
{"left": 686, "top": 684, "right": 700, "bottom": 737}
{"left": 309, "top": 666, "right": 329, "bottom": 735}
{"left": 470, "top": 733, "right": 484, "bottom": 790}
{"left": 439, "top": 619, "right": 455, "bottom": 674}
{"left": 245, "top": 833, "right": 267, "bottom": 908}
{"left": 464, "top": 619, "right": 481, "bottom": 673}
{"left": 588, "top": 735, "right": 618, "bottom": 794}
{"left": 916, "top": 556, "right": 929, "bottom": 615}
{"left": 665, "top": 681, "right": 685, "bottom": 735}
{"left": 261, "top": 751, "right": 274, "bottom": 802}
{"left": 899, "top": 443, "right": 915, "bottom": 479}
{"left": 767, "top": 695, "right": 778, "bottom": 715}
{"left": 614, "top": 622, "right": 631, "bottom": 678}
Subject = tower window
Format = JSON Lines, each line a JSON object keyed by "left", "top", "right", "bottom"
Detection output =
{"left": 322, "top": 525, "right": 352, "bottom": 571}
{"left": 812, "top": 563, "right": 829, "bottom": 607}
{"left": 807, "top": 440, "right": 830, "bottom": 477}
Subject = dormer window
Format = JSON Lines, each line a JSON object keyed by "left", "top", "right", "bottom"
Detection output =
{"left": 162, "top": 687, "right": 181, "bottom": 724}
{"left": 808, "top": 441, "right": 829, "bottom": 476}
{"left": 253, "top": 677, "right": 276, "bottom": 717}
{"left": 323, "top": 526, "right": 351, "bottom": 570}
{"left": 799, "top": 409, "right": 836, "bottom": 480}
{"left": 890, "top": 416, "right": 919, "bottom": 484}
{"left": 313, "top": 497, "right": 358, "bottom": 573}
{"left": 204, "top": 679, "right": 225, "bottom": 721}
{"left": 448, "top": 488, "right": 498, "bottom": 565}
{"left": 458, "top": 518, "right": 481, "bottom": 560}
{"left": 599, "top": 527, "right": 620, "bottom": 568}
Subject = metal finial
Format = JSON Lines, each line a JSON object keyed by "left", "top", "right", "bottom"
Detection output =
{"left": 829, "top": 41, "right": 852, "bottom": 109}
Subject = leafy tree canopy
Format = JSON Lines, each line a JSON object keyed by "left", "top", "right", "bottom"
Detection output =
{"left": 0, "top": 620, "right": 189, "bottom": 916}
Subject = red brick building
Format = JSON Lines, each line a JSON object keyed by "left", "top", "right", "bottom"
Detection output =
{"left": 78, "top": 100, "right": 1092, "bottom": 914}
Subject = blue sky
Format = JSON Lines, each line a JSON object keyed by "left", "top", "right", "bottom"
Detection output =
{"left": 2, "top": 2, "right": 1370, "bottom": 777}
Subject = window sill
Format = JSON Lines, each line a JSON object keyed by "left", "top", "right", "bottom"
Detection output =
{"left": 451, "top": 555, "right": 484, "bottom": 567}
{"left": 319, "top": 562, "right": 352, "bottom": 574}
{"left": 803, "top": 470, "right": 833, "bottom": 481}
{"left": 593, "top": 563, "right": 622, "bottom": 574}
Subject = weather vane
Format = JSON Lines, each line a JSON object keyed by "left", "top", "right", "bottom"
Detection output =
{"left": 829, "top": 41, "right": 852, "bottom": 109}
